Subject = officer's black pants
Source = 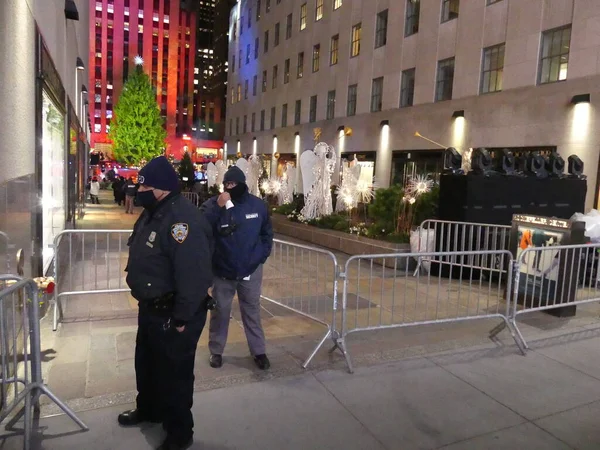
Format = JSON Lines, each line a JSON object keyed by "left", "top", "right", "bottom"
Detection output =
{"left": 135, "top": 306, "right": 206, "bottom": 443}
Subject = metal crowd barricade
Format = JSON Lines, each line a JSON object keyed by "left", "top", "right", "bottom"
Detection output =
{"left": 181, "top": 192, "right": 199, "bottom": 207}
{"left": 416, "top": 220, "right": 512, "bottom": 275}
{"left": 0, "top": 275, "right": 86, "bottom": 449}
{"left": 52, "top": 229, "right": 132, "bottom": 330}
{"left": 261, "top": 239, "right": 340, "bottom": 368}
{"left": 337, "top": 250, "right": 524, "bottom": 373}
{"left": 510, "top": 243, "right": 600, "bottom": 349}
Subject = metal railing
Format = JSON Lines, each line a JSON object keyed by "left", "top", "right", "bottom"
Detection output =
{"left": 52, "top": 230, "right": 132, "bottom": 330}
{"left": 0, "top": 275, "right": 86, "bottom": 449}
{"left": 181, "top": 192, "right": 200, "bottom": 207}
{"left": 510, "top": 243, "right": 600, "bottom": 349}
{"left": 261, "top": 239, "right": 340, "bottom": 368}
{"left": 416, "top": 220, "right": 512, "bottom": 275}
{"left": 337, "top": 250, "right": 524, "bottom": 373}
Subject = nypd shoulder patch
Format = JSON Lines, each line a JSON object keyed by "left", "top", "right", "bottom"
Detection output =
{"left": 171, "top": 223, "right": 189, "bottom": 243}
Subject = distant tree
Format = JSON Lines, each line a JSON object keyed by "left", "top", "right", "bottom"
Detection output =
{"left": 178, "top": 151, "right": 195, "bottom": 189}
{"left": 109, "top": 60, "right": 166, "bottom": 165}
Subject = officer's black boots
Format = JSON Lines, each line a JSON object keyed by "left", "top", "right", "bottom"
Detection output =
{"left": 157, "top": 436, "right": 193, "bottom": 450}
{"left": 254, "top": 354, "right": 270, "bottom": 370}
{"left": 117, "top": 409, "right": 162, "bottom": 426}
{"left": 209, "top": 354, "right": 223, "bottom": 368}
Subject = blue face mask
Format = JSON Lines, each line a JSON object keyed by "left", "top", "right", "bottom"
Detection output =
{"left": 136, "top": 189, "right": 157, "bottom": 209}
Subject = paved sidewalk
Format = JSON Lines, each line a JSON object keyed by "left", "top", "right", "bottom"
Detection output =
{"left": 4, "top": 326, "right": 600, "bottom": 449}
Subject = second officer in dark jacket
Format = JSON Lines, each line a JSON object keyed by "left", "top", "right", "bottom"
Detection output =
{"left": 200, "top": 165, "right": 273, "bottom": 370}
{"left": 118, "top": 156, "right": 213, "bottom": 450}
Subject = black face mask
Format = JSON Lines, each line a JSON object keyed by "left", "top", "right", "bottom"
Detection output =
{"left": 136, "top": 190, "right": 158, "bottom": 209}
{"left": 225, "top": 183, "right": 247, "bottom": 200}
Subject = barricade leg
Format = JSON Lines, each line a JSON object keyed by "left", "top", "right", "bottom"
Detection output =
{"left": 511, "top": 318, "right": 529, "bottom": 351}
{"left": 302, "top": 328, "right": 332, "bottom": 369}
{"left": 329, "top": 337, "right": 353, "bottom": 374}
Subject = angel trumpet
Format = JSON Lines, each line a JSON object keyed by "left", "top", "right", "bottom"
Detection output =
{"left": 414, "top": 131, "right": 448, "bottom": 149}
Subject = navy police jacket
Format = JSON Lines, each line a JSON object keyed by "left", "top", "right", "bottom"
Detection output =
{"left": 126, "top": 192, "right": 214, "bottom": 322}
{"left": 200, "top": 190, "right": 273, "bottom": 280}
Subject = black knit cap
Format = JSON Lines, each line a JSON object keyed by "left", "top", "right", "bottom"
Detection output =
{"left": 223, "top": 166, "right": 246, "bottom": 184}
{"left": 138, "top": 156, "right": 179, "bottom": 191}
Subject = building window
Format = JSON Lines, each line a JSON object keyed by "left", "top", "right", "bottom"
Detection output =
{"left": 309, "top": 95, "right": 317, "bottom": 122}
{"left": 248, "top": 9, "right": 252, "bottom": 28}
{"left": 272, "top": 65, "right": 278, "bottom": 88}
{"left": 240, "top": 16, "right": 244, "bottom": 35}
{"left": 275, "top": 22, "right": 280, "bottom": 46}
{"left": 347, "top": 84, "right": 357, "bottom": 116}
{"left": 283, "top": 59, "right": 291, "bottom": 84}
{"left": 295, "top": 100, "right": 301, "bottom": 125}
{"left": 333, "top": 0, "right": 342, "bottom": 10}
{"left": 405, "top": 0, "right": 420, "bottom": 36}
{"left": 253, "top": 75, "right": 258, "bottom": 96}
{"left": 300, "top": 3, "right": 307, "bottom": 30}
{"left": 297, "top": 52, "right": 304, "bottom": 78}
{"left": 330, "top": 34, "right": 339, "bottom": 65}
{"left": 244, "top": 79, "right": 249, "bottom": 99}
{"left": 312, "top": 44, "right": 320, "bottom": 72}
{"left": 229, "top": 119, "right": 233, "bottom": 136}
{"left": 487, "top": 0, "right": 502, "bottom": 4}
{"left": 282, "top": 103, "right": 288, "bottom": 127}
{"left": 400, "top": 68, "right": 416, "bottom": 107}
{"left": 260, "top": 110, "right": 266, "bottom": 131}
{"left": 266, "top": 0, "right": 271, "bottom": 13}
{"left": 351, "top": 23, "right": 361, "bottom": 57}
{"left": 270, "top": 106, "right": 276, "bottom": 129}
{"left": 375, "top": 10, "right": 388, "bottom": 48}
{"left": 231, "top": 87, "right": 235, "bottom": 104}
{"left": 246, "top": 44, "right": 251, "bottom": 64}
{"left": 441, "top": 0, "right": 459, "bottom": 23}
{"left": 243, "top": 115, "right": 247, "bottom": 133}
{"left": 481, "top": 43, "right": 505, "bottom": 93}
{"left": 326, "top": 90, "right": 336, "bottom": 120}
{"left": 262, "top": 70, "right": 268, "bottom": 92}
{"left": 435, "top": 57, "right": 455, "bottom": 101}
{"left": 254, "top": 37, "right": 259, "bottom": 59}
{"left": 232, "top": 56, "right": 235, "bottom": 73}
{"left": 251, "top": 112, "right": 256, "bottom": 132}
{"left": 237, "top": 84, "right": 242, "bottom": 102}
{"left": 539, "top": 26, "right": 571, "bottom": 84}
{"left": 233, "top": 22, "right": 237, "bottom": 41}
{"left": 370, "top": 77, "right": 383, "bottom": 112}
{"left": 286, "top": 13, "right": 293, "bottom": 39}
{"left": 256, "top": 0, "right": 261, "bottom": 21}
{"left": 239, "top": 50, "right": 242, "bottom": 68}
{"left": 236, "top": 117, "right": 240, "bottom": 135}
{"left": 316, "top": 0, "right": 324, "bottom": 21}
{"left": 264, "top": 30, "right": 269, "bottom": 53}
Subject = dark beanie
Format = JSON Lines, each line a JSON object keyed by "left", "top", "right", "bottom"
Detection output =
{"left": 224, "top": 166, "right": 246, "bottom": 184}
{"left": 138, "top": 156, "right": 179, "bottom": 191}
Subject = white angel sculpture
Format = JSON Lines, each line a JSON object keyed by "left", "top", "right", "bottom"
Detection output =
{"left": 301, "top": 142, "right": 336, "bottom": 220}
{"left": 206, "top": 162, "right": 217, "bottom": 188}
{"left": 215, "top": 160, "right": 226, "bottom": 191}
{"left": 246, "top": 155, "right": 263, "bottom": 197}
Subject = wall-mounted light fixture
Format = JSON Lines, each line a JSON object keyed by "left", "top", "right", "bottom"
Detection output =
{"left": 81, "top": 84, "right": 88, "bottom": 94}
{"left": 252, "top": 137, "right": 257, "bottom": 156}
{"left": 380, "top": 120, "right": 390, "bottom": 127}
{"left": 76, "top": 57, "right": 85, "bottom": 70}
{"left": 571, "top": 94, "right": 591, "bottom": 104}
{"left": 452, "top": 110, "right": 465, "bottom": 118}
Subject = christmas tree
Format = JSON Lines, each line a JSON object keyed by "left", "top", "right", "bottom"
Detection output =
{"left": 178, "top": 151, "right": 195, "bottom": 189}
{"left": 109, "top": 57, "right": 166, "bottom": 165}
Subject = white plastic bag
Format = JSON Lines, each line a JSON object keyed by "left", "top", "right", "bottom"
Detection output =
{"left": 410, "top": 228, "right": 435, "bottom": 274}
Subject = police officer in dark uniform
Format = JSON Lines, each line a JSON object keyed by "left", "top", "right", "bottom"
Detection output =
{"left": 117, "top": 156, "right": 213, "bottom": 450}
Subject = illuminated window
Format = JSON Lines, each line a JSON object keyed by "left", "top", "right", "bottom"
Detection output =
{"left": 237, "top": 84, "right": 241, "bottom": 102}
{"left": 333, "top": 0, "right": 342, "bottom": 10}
{"left": 351, "top": 23, "right": 361, "bottom": 57}
{"left": 300, "top": 3, "right": 307, "bottom": 30}
{"left": 312, "top": 44, "right": 320, "bottom": 72}
{"left": 262, "top": 70, "right": 267, "bottom": 92}
{"left": 539, "top": 26, "right": 571, "bottom": 84}
{"left": 316, "top": 0, "right": 323, "bottom": 21}
{"left": 481, "top": 43, "right": 505, "bottom": 93}
{"left": 330, "top": 35, "right": 339, "bottom": 65}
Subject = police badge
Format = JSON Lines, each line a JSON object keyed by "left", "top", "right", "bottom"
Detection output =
{"left": 171, "top": 223, "right": 189, "bottom": 243}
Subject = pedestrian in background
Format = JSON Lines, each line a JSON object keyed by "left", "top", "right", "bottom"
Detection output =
{"left": 124, "top": 177, "right": 138, "bottom": 214}
{"left": 89, "top": 177, "right": 100, "bottom": 204}
{"left": 118, "top": 156, "right": 214, "bottom": 450}
{"left": 200, "top": 166, "right": 273, "bottom": 370}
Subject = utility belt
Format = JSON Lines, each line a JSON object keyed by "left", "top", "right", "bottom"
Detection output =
{"left": 141, "top": 292, "right": 216, "bottom": 316}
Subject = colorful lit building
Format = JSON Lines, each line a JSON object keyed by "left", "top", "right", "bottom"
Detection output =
{"left": 90, "top": 0, "right": 223, "bottom": 163}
